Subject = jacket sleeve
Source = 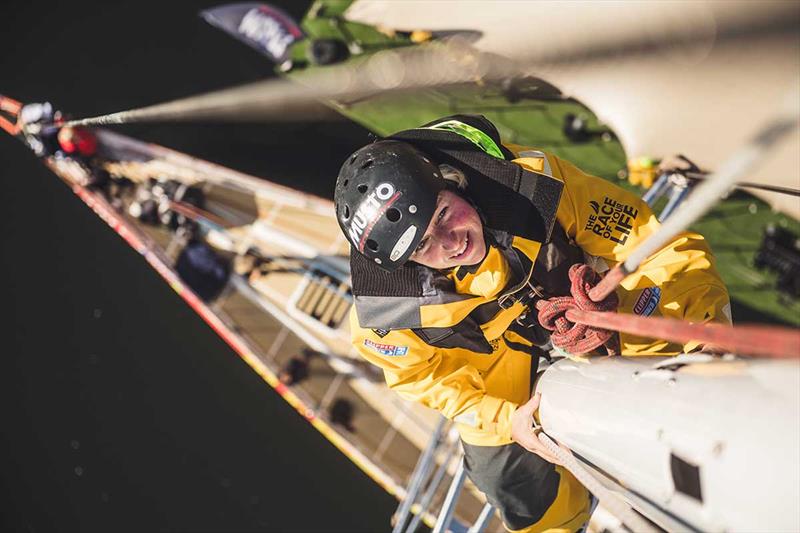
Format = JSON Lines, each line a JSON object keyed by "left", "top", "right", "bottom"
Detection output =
{"left": 349, "top": 309, "right": 518, "bottom": 441}
{"left": 512, "top": 151, "right": 732, "bottom": 351}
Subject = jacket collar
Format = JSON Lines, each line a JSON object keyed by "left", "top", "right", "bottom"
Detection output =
{"left": 352, "top": 228, "right": 540, "bottom": 330}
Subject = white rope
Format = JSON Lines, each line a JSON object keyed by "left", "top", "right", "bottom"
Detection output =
{"left": 537, "top": 431, "right": 659, "bottom": 533}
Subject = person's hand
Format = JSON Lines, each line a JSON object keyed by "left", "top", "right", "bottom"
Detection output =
{"left": 658, "top": 154, "right": 702, "bottom": 176}
{"left": 694, "top": 342, "right": 727, "bottom": 354}
{"left": 511, "top": 392, "right": 563, "bottom": 465}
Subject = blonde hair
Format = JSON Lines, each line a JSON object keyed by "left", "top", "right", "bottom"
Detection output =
{"left": 438, "top": 164, "right": 468, "bottom": 190}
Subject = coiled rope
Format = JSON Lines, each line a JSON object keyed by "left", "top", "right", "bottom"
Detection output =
{"left": 536, "top": 264, "right": 619, "bottom": 355}
{"left": 535, "top": 262, "right": 800, "bottom": 359}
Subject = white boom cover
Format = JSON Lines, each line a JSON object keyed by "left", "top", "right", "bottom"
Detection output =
{"left": 537, "top": 354, "right": 800, "bottom": 532}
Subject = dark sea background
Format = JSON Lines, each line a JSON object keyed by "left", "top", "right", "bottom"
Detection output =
{"left": 0, "top": 1, "right": 397, "bottom": 531}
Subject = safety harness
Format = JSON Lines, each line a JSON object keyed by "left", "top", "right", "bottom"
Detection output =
{"left": 350, "top": 114, "right": 615, "bottom": 354}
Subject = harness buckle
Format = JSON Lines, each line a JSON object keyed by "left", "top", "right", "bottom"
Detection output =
{"left": 500, "top": 282, "right": 545, "bottom": 314}
{"left": 497, "top": 293, "right": 515, "bottom": 310}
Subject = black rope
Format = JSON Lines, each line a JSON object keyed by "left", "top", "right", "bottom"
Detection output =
{"left": 686, "top": 171, "right": 800, "bottom": 198}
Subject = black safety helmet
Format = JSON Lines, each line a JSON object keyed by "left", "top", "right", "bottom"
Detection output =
{"left": 335, "top": 140, "right": 446, "bottom": 271}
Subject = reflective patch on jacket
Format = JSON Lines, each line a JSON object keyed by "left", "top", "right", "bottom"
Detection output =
{"left": 722, "top": 302, "right": 733, "bottom": 323}
{"left": 454, "top": 410, "right": 479, "bottom": 427}
{"left": 517, "top": 149, "right": 554, "bottom": 176}
{"left": 363, "top": 339, "right": 408, "bottom": 357}
{"left": 372, "top": 328, "right": 389, "bottom": 338}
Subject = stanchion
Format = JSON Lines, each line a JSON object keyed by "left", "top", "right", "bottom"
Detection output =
{"left": 432, "top": 459, "right": 468, "bottom": 533}
{"left": 392, "top": 416, "right": 448, "bottom": 533}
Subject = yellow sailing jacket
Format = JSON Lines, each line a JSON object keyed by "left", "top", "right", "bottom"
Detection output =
{"left": 351, "top": 146, "right": 731, "bottom": 448}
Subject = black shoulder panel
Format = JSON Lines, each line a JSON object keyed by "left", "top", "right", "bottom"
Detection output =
{"left": 350, "top": 248, "right": 424, "bottom": 297}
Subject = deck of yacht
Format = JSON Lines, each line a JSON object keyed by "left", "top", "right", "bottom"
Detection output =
{"left": 45, "top": 130, "right": 503, "bottom": 531}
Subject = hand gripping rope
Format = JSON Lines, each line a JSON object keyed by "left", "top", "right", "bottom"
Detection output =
{"left": 535, "top": 262, "right": 800, "bottom": 359}
{"left": 535, "top": 264, "right": 620, "bottom": 356}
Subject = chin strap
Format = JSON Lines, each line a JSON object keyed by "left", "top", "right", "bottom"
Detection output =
{"left": 535, "top": 264, "right": 619, "bottom": 356}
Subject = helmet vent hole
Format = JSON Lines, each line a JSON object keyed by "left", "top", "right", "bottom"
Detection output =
{"left": 360, "top": 159, "right": 374, "bottom": 170}
{"left": 386, "top": 208, "right": 401, "bottom": 222}
{"left": 349, "top": 154, "right": 358, "bottom": 164}
{"left": 342, "top": 179, "right": 349, "bottom": 187}
{"left": 357, "top": 184, "right": 368, "bottom": 194}
{"left": 342, "top": 205, "right": 350, "bottom": 220}
{"left": 366, "top": 239, "right": 379, "bottom": 251}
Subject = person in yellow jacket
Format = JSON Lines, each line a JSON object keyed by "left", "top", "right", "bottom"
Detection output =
{"left": 333, "top": 115, "right": 731, "bottom": 532}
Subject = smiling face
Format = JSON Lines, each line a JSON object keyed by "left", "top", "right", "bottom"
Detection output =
{"left": 409, "top": 189, "right": 487, "bottom": 270}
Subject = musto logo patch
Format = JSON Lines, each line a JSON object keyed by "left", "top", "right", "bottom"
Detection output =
{"left": 364, "top": 339, "right": 408, "bottom": 357}
{"left": 633, "top": 287, "right": 661, "bottom": 316}
{"left": 346, "top": 183, "right": 400, "bottom": 252}
{"left": 584, "top": 197, "right": 639, "bottom": 244}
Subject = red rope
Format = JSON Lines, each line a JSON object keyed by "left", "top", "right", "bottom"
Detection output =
{"left": 587, "top": 264, "right": 626, "bottom": 302}
{"left": 536, "top": 264, "right": 800, "bottom": 359}
{"left": 536, "top": 264, "right": 620, "bottom": 355}
{"left": 567, "top": 308, "right": 800, "bottom": 360}
{"left": 0, "top": 95, "right": 22, "bottom": 135}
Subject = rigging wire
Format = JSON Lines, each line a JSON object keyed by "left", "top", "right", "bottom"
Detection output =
{"left": 686, "top": 171, "right": 800, "bottom": 197}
